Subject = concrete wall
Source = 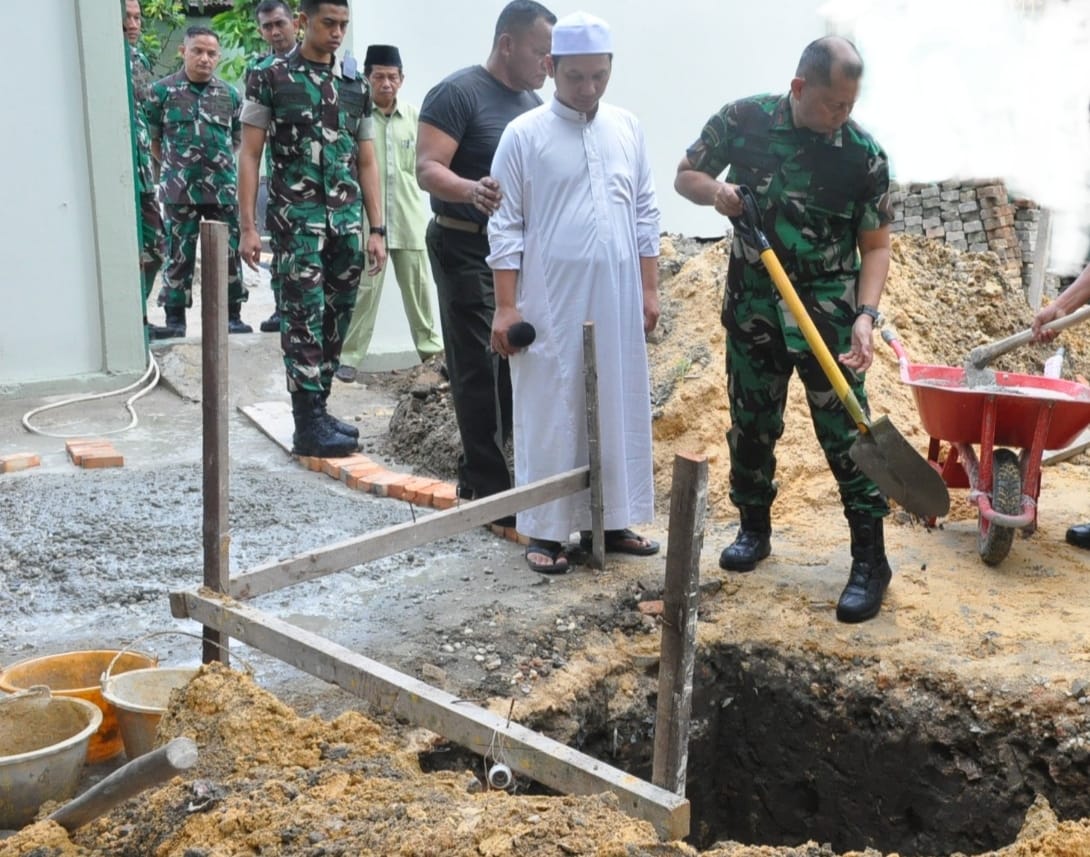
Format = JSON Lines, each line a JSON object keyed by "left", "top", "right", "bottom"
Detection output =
{"left": 351, "top": 1, "right": 826, "bottom": 368}
{"left": 0, "top": 0, "right": 145, "bottom": 393}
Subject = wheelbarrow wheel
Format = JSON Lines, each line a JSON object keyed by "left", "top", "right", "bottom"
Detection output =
{"left": 978, "top": 448, "right": 1021, "bottom": 566}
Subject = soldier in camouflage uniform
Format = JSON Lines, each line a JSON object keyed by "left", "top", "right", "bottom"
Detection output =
{"left": 146, "top": 26, "right": 251, "bottom": 339}
{"left": 123, "top": 0, "right": 165, "bottom": 334}
{"left": 676, "top": 36, "right": 894, "bottom": 624}
{"left": 249, "top": 0, "right": 300, "bottom": 334}
{"left": 238, "top": 0, "right": 387, "bottom": 459}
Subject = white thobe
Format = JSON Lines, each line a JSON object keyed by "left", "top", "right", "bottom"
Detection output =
{"left": 487, "top": 97, "right": 661, "bottom": 543}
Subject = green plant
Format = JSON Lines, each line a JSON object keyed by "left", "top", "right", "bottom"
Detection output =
{"left": 213, "top": 0, "right": 297, "bottom": 81}
{"left": 138, "top": 0, "right": 187, "bottom": 69}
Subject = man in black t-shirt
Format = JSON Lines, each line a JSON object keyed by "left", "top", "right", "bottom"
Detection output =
{"left": 417, "top": 0, "right": 555, "bottom": 514}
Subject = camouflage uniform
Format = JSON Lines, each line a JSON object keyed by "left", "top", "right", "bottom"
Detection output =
{"left": 244, "top": 53, "right": 286, "bottom": 313}
{"left": 241, "top": 47, "right": 373, "bottom": 394}
{"left": 146, "top": 71, "right": 247, "bottom": 310}
{"left": 128, "top": 44, "right": 163, "bottom": 303}
{"left": 686, "top": 93, "right": 892, "bottom": 517}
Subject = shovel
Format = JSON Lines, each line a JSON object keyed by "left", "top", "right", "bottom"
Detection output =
{"left": 730, "top": 185, "right": 950, "bottom": 518}
{"left": 964, "top": 304, "right": 1090, "bottom": 387}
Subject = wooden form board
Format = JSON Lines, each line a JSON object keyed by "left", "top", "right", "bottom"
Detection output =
{"left": 228, "top": 467, "right": 589, "bottom": 600}
{"left": 170, "top": 589, "right": 690, "bottom": 840}
{"left": 240, "top": 401, "right": 294, "bottom": 452}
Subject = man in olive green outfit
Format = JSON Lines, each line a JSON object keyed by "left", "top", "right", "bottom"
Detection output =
{"left": 676, "top": 36, "right": 894, "bottom": 624}
{"left": 147, "top": 26, "right": 250, "bottom": 338}
{"left": 337, "top": 44, "right": 443, "bottom": 382}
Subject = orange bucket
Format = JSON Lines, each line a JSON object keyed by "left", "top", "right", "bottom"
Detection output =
{"left": 0, "top": 649, "right": 157, "bottom": 763}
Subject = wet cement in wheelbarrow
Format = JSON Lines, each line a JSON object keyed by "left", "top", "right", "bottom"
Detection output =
{"left": 7, "top": 234, "right": 1090, "bottom": 855}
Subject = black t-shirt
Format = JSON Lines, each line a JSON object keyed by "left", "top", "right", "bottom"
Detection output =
{"left": 419, "top": 64, "right": 542, "bottom": 224}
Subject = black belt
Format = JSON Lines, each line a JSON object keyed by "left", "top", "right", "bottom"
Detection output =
{"left": 435, "top": 215, "right": 488, "bottom": 235}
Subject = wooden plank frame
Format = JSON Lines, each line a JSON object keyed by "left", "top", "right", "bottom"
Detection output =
{"left": 175, "top": 321, "right": 690, "bottom": 838}
{"left": 169, "top": 589, "right": 690, "bottom": 840}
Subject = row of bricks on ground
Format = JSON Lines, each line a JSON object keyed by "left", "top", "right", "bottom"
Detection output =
{"left": 296, "top": 452, "right": 531, "bottom": 546}
{"left": 1, "top": 440, "right": 124, "bottom": 474}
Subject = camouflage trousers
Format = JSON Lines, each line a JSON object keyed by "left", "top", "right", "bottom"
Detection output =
{"left": 725, "top": 310, "right": 889, "bottom": 518}
{"left": 268, "top": 230, "right": 284, "bottom": 311}
{"left": 277, "top": 230, "right": 363, "bottom": 394}
{"left": 159, "top": 203, "right": 248, "bottom": 309}
{"left": 138, "top": 192, "right": 164, "bottom": 302}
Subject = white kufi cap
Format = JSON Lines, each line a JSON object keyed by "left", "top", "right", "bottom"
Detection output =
{"left": 550, "top": 11, "right": 613, "bottom": 56}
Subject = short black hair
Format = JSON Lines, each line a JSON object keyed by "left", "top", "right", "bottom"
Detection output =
{"left": 254, "top": 0, "right": 293, "bottom": 19}
{"left": 300, "top": 0, "right": 347, "bottom": 14}
{"left": 184, "top": 25, "right": 219, "bottom": 42}
{"left": 493, "top": 1, "right": 556, "bottom": 48}
{"left": 796, "top": 36, "right": 863, "bottom": 86}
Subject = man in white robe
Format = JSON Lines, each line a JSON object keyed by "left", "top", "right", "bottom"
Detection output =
{"left": 487, "top": 11, "right": 661, "bottom": 574}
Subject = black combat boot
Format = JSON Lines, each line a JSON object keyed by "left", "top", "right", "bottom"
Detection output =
{"left": 719, "top": 506, "right": 772, "bottom": 572}
{"left": 291, "top": 391, "right": 358, "bottom": 458}
{"left": 228, "top": 305, "right": 253, "bottom": 334}
{"left": 1066, "top": 523, "right": 1090, "bottom": 549}
{"left": 837, "top": 513, "right": 893, "bottom": 623}
{"left": 259, "top": 310, "right": 281, "bottom": 333}
{"left": 149, "top": 306, "right": 186, "bottom": 340}
{"left": 318, "top": 388, "right": 359, "bottom": 439}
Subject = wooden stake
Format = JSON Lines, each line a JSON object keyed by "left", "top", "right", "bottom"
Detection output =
{"left": 652, "top": 452, "right": 708, "bottom": 795}
{"left": 200, "top": 220, "right": 230, "bottom": 665}
{"left": 582, "top": 322, "right": 605, "bottom": 570}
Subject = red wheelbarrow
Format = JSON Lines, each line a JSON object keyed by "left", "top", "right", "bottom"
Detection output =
{"left": 884, "top": 328, "right": 1090, "bottom": 565}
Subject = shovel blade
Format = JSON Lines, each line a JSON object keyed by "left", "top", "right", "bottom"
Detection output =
{"left": 849, "top": 416, "right": 950, "bottom": 518}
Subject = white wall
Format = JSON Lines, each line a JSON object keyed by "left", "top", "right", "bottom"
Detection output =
{"left": 0, "top": 0, "right": 145, "bottom": 391}
{"left": 357, "top": 1, "right": 826, "bottom": 240}
{"left": 350, "top": 2, "right": 824, "bottom": 367}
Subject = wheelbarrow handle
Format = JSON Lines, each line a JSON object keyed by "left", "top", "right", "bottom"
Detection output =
{"left": 730, "top": 186, "right": 870, "bottom": 433}
{"left": 967, "top": 304, "right": 1090, "bottom": 370}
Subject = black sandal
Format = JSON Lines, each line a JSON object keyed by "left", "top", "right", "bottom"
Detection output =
{"left": 525, "top": 540, "right": 570, "bottom": 574}
{"left": 579, "top": 528, "right": 660, "bottom": 557}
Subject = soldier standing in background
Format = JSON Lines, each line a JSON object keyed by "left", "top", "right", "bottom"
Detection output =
{"left": 250, "top": 0, "right": 299, "bottom": 335}
{"left": 336, "top": 44, "right": 443, "bottom": 383}
{"left": 146, "top": 25, "right": 251, "bottom": 338}
{"left": 123, "top": 0, "right": 165, "bottom": 336}
{"left": 238, "top": 0, "right": 386, "bottom": 459}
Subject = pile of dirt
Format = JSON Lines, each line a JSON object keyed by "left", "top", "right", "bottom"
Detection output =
{"left": 7, "top": 662, "right": 1090, "bottom": 856}
{"left": 0, "top": 664, "right": 672, "bottom": 856}
{"left": 650, "top": 233, "right": 1090, "bottom": 524}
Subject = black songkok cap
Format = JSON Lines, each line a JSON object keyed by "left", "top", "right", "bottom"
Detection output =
{"left": 364, "top": 44, "right": 402, "bottom": 68}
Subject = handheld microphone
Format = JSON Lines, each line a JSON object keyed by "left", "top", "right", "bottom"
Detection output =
{"left": 508, "top": 321, "right": 537, "bottom": 348}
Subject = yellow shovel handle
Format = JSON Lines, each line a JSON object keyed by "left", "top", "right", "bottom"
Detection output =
{"left": 759, "top": 248, "right": 870, "bottom": 434}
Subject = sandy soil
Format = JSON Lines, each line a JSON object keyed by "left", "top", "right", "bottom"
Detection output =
{"left": 4, "top": 234, "right": 1090, "bottom": 856}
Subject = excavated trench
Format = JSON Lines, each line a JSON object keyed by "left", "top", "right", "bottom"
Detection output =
{"left": 426, "top": 642, "right": 1090, "bottom": 856}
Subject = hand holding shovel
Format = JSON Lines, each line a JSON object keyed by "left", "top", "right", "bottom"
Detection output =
{"left": 729, "top": 186, "right": 950, "bottom": 518}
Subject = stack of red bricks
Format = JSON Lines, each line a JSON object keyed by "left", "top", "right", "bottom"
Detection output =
{"left": 296, "top": 453, "right": 526, "bottom": 545}
{"left": 65, "top": 439, "right": 124, "bottom": 469}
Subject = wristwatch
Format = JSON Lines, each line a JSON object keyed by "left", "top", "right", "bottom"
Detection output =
{"left": 856, "top": 304, "right": 882, "bottom": 324}
{"left": 369, "top": 226, "right": 387, "bottom": 237}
